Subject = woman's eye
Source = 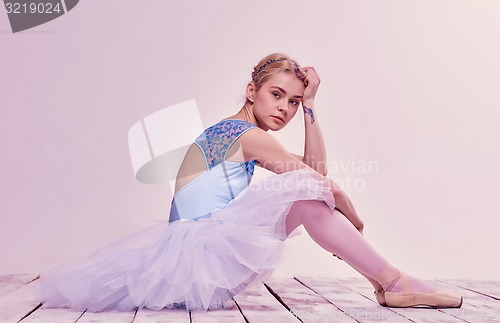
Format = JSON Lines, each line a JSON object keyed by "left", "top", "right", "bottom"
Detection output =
{"left": 290, "top": 100, "right": 299, "bottom": 106}
{"left": 272, "top": 92, "right": 281, "bottom": 98}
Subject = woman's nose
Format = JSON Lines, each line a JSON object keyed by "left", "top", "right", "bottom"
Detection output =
{"left": 277, "top": 102, "right": 288, "bottom": 112}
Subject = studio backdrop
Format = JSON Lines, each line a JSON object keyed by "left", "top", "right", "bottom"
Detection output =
{"left": 1, "top": 0, "right": 499, "bottom": 280}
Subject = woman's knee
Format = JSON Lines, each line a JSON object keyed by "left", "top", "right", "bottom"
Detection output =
{"left": 292, "top": 200, "right": 332, "bottom": 219}
{"left": 285, "top": 201, "right": 303, "bottom": 236}
{"left": 324, "top": 177, "right": 346, "bottom": 200}
{"left": 285, "top": 200, "right": 329, "bottom": 236}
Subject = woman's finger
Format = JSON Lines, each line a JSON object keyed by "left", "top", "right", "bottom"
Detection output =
{"left": 305, "top": 74, "right": 320, "bottom": 87}
{"left": 304, "top": 68, "right": 320, "bottom": 85}
{"left": 303, "top": 66, "right": 319, "bottom": 78}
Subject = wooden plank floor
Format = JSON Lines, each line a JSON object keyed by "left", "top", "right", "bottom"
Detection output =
{"left": 1, "top": 274, "right": 499, "bottom": 322}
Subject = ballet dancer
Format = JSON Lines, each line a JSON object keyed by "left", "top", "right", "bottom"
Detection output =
{"left": 36, "top": 53, "right": 462, "bottom": 312}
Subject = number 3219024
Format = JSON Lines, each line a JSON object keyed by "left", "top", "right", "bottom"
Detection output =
{"left": 5, "top": 2, "right": 62, "bottom": 14}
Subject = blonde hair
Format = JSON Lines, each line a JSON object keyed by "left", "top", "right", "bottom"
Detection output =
{"left": 247, "top": 53, "right": 306, "bottom": 105}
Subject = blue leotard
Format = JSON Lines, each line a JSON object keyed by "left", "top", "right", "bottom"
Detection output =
{"left": 168, "top": 119, "right": 258, "bottom": 222}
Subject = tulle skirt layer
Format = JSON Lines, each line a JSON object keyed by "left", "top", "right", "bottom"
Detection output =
{"left": 35, "top": 168, "right": 335, "bottom": 312}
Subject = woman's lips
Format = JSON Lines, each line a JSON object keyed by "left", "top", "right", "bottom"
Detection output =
{"left": 272, "top": 116, "right": 284, "bottom": 123}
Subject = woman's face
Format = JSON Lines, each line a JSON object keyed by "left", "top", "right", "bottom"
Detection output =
{"left": 250, "top": 72, "right": 305, "bottom": 131}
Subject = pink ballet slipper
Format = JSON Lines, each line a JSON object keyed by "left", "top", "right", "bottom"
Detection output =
{"left": 374, "top": 288, "right": 387, "bottom": 306}
{"left": 384, "top": 272, "right": 463, "bottom": 308}
{"left": 374, "top": 266, "right": 463, "bottom": 308}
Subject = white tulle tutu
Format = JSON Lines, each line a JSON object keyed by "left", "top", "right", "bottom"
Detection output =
{"left": 35, "top": 168, "right": 335, "bottom": 312}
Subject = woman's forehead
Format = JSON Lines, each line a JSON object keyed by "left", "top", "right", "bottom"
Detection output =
{"left": 263, "top": 72, "right": 305, "bottom": 94}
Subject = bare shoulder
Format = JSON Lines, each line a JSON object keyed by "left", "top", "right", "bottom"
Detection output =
{"left": 237, "top": 127, "right": 308, "bottom": 174}
{"left": 237, "top": 127, "right": 282, "bottom": 155}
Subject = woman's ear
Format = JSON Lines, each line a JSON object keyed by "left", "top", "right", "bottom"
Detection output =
{"left": 246, "top": 82, "right": 255, "bottom": 103}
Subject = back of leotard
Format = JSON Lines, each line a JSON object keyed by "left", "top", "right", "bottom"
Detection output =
{"left": 168, "top": 119, "right": 257, "bottom": 222}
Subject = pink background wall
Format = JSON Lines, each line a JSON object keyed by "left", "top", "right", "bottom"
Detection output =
{"left": 1, "top": 0, "right": 499, "bottom": 280}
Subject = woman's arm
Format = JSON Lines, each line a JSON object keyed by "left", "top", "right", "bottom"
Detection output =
{"left": 299, "top": 67, "right": 328, "bottom": 176}
{"left": 240, "top": 128, "right": 364, "bottom": 233}
{"left": 301, "top": 102, "right": 327, "bottom": 175}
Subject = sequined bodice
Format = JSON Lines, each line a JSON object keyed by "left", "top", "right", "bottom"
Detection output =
{"left": 168, "top": 119, "right": 257, "bottom": 222}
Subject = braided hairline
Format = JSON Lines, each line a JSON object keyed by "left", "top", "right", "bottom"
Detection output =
{"left": 252, "top": 58, "right": 286, "bottom": 81}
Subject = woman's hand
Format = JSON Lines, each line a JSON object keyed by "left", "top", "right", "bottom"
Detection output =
{"left": 302, "top": 67, "right": 321, "bottom": 104}
{"left": 327, "top": 179, "right": 365, "bottom": 236}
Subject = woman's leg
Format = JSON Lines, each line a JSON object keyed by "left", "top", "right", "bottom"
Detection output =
{"left": 285, "top": 200, "right": 436, "bottom": 294}
{"left": 287, "top": 203, "right": 383, "bottom": 292}
{"left": 327, "top": 180, "right": 364, "bottom": 233}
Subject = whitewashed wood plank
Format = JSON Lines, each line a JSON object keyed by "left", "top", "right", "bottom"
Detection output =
{"left": 0, "top": 274, "right": 38, "bottom": 285}
{"left": 338, "top": 277, "right": 467, "bottom": 323}
{"left": 433, "top": 280, "right": 500, "bottom": 322}
{"left": 233, "top": 282, "right": 297, "bottom": 323}
{"left": 0, "top": 281, "right": 41, "bottom": 323}
{"left": 0, "top": 282, "right": 26, "bottom": 301}
{"left": 20, "top": 306, "right": 84, "bottom": 322}
{"left": 0, "top": 274, "right": 39, "bottom": 299}
{"left": 441, "top": 279, "right": 500, "bottom": 300}
{"left": 20, "top": 302, "right": 263, "bottom": 323}
{"left": 134, "top": 308, "right": 190, "bottom": 323}
{"left": 297, "top": 276, "right": 418, "bottom": 322}
{"left": 77, "top": 309, "right": 136, "bottom": 322}
{"left": 2, "top": 275, "right": 495, "bottom": 322}
{"left": 190, "top": 298, "right": 245, "bottom": 323}
{"left": 264, "top": 276, "right": 356, "bottom": 322}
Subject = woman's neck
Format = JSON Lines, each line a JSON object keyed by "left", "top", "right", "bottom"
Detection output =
{"left": 226, "top": 105, "right": 260, "bottom": 128}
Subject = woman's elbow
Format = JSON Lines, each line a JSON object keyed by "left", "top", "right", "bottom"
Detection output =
{"left": 317, "top": 166, "right": 328, "bottom": 177}
{"left": 313, "top": 160, "right": 328, "bottom": 177}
